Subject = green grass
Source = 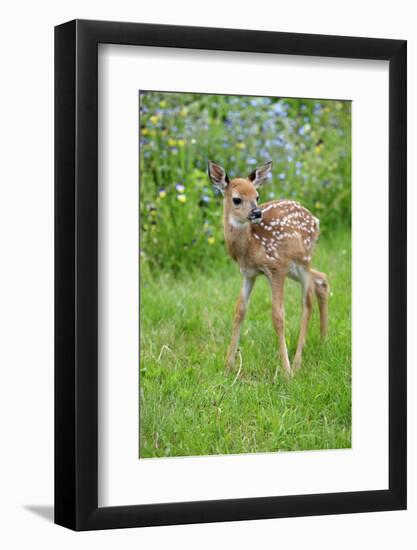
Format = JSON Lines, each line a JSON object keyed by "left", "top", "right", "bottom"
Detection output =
{"left": 140, "top": 229, "right": 351, "bottom": 458}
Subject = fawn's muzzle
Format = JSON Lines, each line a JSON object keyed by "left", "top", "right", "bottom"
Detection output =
{"left": 248, "top": 208, "right": 262, "bottom": 223}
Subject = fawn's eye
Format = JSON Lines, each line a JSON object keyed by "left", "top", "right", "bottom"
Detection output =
{"left": 232, "top": 197, "right": 242, "bottom": 205}
{"left": 256, "top": 194, "right": 259, "bottom": 201}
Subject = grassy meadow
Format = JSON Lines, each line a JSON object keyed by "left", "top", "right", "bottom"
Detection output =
{"left": 139, "top": 92, "right": 351, "bottom": 458}
{"left": 140, "top": 229, "right": 351, "bottom": 457}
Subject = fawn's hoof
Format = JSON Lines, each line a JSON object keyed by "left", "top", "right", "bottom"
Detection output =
{"left": 273, "top": 365, "right": 293, "bottom": 382}
{"left": 284, "top": 367, "right": 295, "bottom": 380}
{"left": 224, "top": 358, "right": 234, "bottom": 374}
{"left": 292, "top": 357, "right": 302, "bottom": 372}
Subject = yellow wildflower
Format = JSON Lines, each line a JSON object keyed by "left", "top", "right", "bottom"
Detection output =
{"left": 207, "top": 236, "right": 215, "bottom": 245}
{"left": 159, "top": 189, "right": 167, "bottom": 199}
{"left": 180, "top": 107, "right": 189, "bottom": 117}
{"left": 177, "top": 194, "right": 187, "bottom": 203}
{"left": 168, "top": 138, "right": 177, "bottom": 147}
{"left": 236, "top": 142, "right": 246, "bottom": 150}
{"left": 149, "top": 114, "right": 160, "bottom": 125}
{"left": 177, "top": 139, "right": 186, "bottom": 147}
{"left": 141, "top": 127, "right": 149, "bottom": 136}
{"left": 159, "top": 100, "right": 167, "bottom": 108}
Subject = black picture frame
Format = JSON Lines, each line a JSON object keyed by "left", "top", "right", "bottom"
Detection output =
{"left": 55, "top": 19, "right": 407, "bottom": 531}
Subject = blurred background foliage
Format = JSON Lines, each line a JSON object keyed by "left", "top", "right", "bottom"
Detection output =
{"left": 139, "top": 92, "right": 351, "bottom": 276}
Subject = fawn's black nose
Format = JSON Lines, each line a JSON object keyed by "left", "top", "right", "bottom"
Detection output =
{"left": 250, "top": 208, "right": 262, "bottom": 219}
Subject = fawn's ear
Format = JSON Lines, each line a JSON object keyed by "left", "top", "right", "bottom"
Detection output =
{"left": 248, "top": 161, "right": 272, "bottom": 188}
{"left": 208, "top": 161, "right": 229, "bottom": 193}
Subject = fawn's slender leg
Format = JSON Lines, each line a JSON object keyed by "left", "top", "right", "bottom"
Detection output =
{"left": 269, "top": 270, "right": 292, "bottom": 380}
{"left": 225, "top": 276, "right": 256, "bottom": 372}
{"left": 310, "top": 268, "right": 329, "bottom": 339}
{"left": 293, "top": 269, "right": 314, "bottom": 371}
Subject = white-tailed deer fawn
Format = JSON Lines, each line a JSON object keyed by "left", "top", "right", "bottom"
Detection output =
{"left": 208, "top": 160, "right": 329, "bottom": 379}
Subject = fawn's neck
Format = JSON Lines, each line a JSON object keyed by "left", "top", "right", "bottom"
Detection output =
{"left": 223, "top": 208, "right": 252, "bottom": 264}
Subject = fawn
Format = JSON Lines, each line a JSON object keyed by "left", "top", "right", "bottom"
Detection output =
{"left": 208, "top": 160, "right": 329, "bottom": 379}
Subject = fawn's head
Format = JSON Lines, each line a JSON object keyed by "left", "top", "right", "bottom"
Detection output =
{"left": 208, "top": 161, "right": 272, "bottom": 225}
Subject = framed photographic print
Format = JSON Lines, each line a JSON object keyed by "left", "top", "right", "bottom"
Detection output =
{"left": 55, "top": 19, "right": 407, "bottom": 530}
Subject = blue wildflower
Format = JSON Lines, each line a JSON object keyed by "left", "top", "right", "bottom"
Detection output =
{"left": 272, "top": 102, "right": 287, "bottom": 116}
{"left": 199, "top": 195, "right": 210, "bottom": 207}
{"left": 313, "top": 103, "right": 322, "bottom": 115}
{"left": 272, "top": 137, "right": 284, "bottom": 147}
{"left": 299, "top": 123, "right": 311, "bottom": 136}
